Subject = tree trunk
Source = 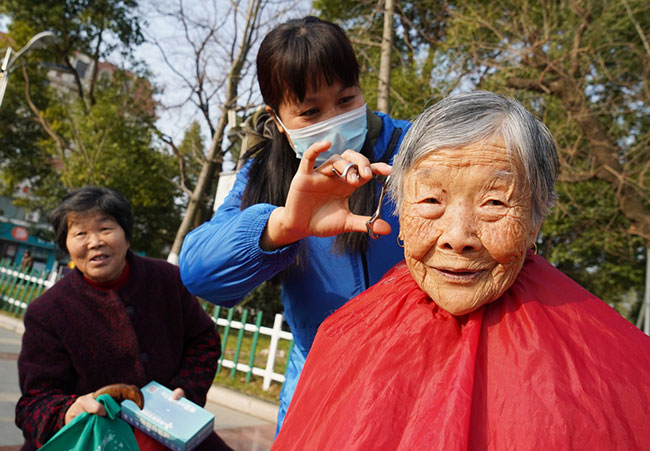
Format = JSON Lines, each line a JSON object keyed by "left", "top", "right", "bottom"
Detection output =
{"left": 377, "top": 0, "right": 394, "bottom": 114}
{"left": 167, "top": 113, "right": 227, "bottom": 264}
{"left": 167, "top": 0, "right": 263, "bottom": 264}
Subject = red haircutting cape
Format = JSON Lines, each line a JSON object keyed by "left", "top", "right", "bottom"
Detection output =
{"left": 273, "top": 254, "right": 650, "bottom": 450}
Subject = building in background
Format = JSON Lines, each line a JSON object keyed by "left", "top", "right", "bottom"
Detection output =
{"left": 0, "top": 188, "right": 58, "bottom": 272}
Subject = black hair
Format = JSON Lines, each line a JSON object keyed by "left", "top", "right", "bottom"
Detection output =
{"left": 50, "top": 186, "right": 133, "bottom": 253}
{"left": 256, "top": 15, "right": 360, "bottom": 110}
{"left": 242, "top": 16, "right": 376, "bottom": 260}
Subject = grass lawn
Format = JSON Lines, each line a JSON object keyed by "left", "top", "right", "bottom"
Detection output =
{"left": 213, "top": 369, "right": 282, "bottom": 404}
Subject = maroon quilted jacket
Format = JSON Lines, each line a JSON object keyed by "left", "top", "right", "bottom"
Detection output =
{"left": 15, "top": 251, "right": 221, "bottom": 450}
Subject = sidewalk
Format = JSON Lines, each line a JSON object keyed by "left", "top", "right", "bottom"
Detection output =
{"left": 0, "top": 314, "right": 277, "bottom": 451}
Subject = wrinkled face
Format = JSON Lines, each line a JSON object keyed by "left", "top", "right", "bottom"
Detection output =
{"left": 66, "top": 210, "right": 129, "bottom": 283}
{"left": 399, "top": 136, "right": 539, "bottom": 315}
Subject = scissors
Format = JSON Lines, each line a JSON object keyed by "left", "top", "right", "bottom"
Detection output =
{"left": 366, "top": 174, "right": 390, "bottom": 239}
{"left": 332, "top": 164, "right": 390, "bottom": 239}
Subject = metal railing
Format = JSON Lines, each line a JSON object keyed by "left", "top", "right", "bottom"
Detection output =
{"left": 0, "top": 261, "right": 55, "bottom": 316}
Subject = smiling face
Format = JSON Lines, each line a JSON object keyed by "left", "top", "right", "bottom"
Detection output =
{"left": 65, "top": 210, "right": 129, "bottom": 283}
{"left": 399, "top": 136, "right": 539, "bottom": 315}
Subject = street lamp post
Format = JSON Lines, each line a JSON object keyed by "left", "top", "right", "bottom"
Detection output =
{"left": 0, "top": 30, "right": 58, "bottom": 107}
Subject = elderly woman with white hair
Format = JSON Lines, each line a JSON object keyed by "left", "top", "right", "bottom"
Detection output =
{"left": 272, "top": 91, "right": 650, "bottom": 450}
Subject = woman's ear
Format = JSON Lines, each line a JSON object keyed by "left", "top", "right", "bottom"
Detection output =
{"left": 528, "top": 222, "right": 542, "bottom": 249}
{"left": 266, "top": 105, "right": 285, "bottom": 134}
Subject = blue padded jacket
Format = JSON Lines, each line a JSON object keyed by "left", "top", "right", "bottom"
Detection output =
{"left": 179, "top": 112, "right": 410, "bottom": 430}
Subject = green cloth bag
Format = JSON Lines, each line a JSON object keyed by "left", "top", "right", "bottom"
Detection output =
{"left": 39, "top": 394, "right": 139, "bottom": 451}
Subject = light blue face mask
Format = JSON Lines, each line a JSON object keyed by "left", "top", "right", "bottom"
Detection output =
{"left": 275, "top": 103, "right": 368, "bottom": 164}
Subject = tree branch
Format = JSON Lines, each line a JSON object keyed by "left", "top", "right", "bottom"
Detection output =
{"left": 21, "top": 66, "right": 69, "bottom": 180}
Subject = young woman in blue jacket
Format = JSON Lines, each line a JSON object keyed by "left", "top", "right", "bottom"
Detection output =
{"left": 178, "top": 16, "right": 411, "bottom": 431}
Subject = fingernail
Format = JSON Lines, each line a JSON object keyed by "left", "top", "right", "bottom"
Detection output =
{"left": 363, "top": 167, "right": 372, "bottom": 178}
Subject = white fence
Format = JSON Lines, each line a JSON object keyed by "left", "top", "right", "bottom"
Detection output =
{"left": 0, "top": 263, "right": 57, "bottom": 314}
{"left": 213, "top": 311, "right": 293, "bottom": 390}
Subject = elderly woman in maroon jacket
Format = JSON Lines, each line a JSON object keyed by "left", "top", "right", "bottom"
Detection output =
{"left": 15, "top": 187, "right": 230, "bottom": 450}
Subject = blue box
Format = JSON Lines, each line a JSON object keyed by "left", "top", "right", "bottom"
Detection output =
{"left": 120, "top": 381, "right": 215, "bottom": 451}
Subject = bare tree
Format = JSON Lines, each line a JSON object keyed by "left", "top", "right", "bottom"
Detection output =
{"left": 143, "top": 0, "right": 305, "bottom": 263}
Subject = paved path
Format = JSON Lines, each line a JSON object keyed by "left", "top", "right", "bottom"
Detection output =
{"left": 0, "top": 315, "right": 276, "bottom": 451}
{"left": 0, "top": 326, "right": 22, "bottom": 450}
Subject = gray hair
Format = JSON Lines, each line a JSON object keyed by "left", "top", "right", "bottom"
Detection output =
{"left": 388, "top": 91, "right": 559, "bottom": 225}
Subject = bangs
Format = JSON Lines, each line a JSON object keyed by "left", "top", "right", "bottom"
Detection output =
{"left": 277, "top": 35, "right": 358, "bottom": 103}
{"left": 258, "top": 17, "right": 360, "bottom": 109}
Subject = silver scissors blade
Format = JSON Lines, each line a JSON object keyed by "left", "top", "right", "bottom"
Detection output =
{"left": 332, "top": 162, "right": 359, "bottom": 180}
{"left": 366, "top": 175, "right": 390, "bottom": 239}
